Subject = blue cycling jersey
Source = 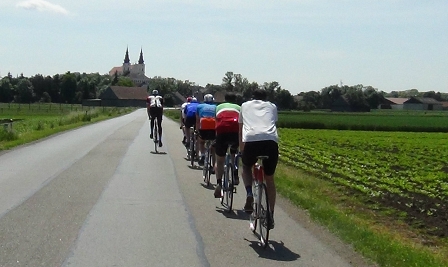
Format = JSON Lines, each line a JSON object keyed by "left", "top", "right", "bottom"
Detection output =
{"left": 197, "top": 103, "right": 216, "bottom": 118}
{"left": 185, "top": 102, "right": 199, "bottom": 118}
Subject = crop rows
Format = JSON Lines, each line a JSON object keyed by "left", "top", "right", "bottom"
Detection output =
{"left": 279, "top": 128, "right": 448, "bottom": 236}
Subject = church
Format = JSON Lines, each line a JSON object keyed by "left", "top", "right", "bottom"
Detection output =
{"left": 109, "top": 47, "right": 150, "bottom": 86}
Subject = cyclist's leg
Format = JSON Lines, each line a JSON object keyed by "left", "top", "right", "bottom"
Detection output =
{"left": 157, "top": 111, "right": 163, "bottom": 146}
{"left": 262, "top": 140, "right": 279, "bottom": 227}
{"left": 242, "top": 142, "right": 258, "bottom": 213}
{"left": 148, "top": 107, "right": 155, "bottom": 138}
{"left": 214, "top": 134, "right": 226, "bottom": 185}
{"left": 197, "top": 131, "right": 206, "bottom": 165}
{"left": 184, "top": 118, "right": 193, "bottom": 147}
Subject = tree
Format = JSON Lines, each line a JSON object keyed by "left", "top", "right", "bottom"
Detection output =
{"left": 112, "top": 71, "right": 119, "bottom": 85}
{"left": 222, "top": 71, "right": 234, "bottom": 92}
{"left": 0, "top": 78, "right": 14, "bottom": 102}
{"left": 117, "top": 76, "right": 134, "bottom": 87}
{"left": 60, "top": 72, "right": 77, "bottom": 103}
{"left": 15, "top": 79, "right": 34, "bottom": 103}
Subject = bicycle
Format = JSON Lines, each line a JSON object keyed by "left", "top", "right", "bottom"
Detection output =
{"left": 202, "top": 139, "right": 214, "bottom": 187}
{"left": 220, "top": 145, "right": 240, "bottom": 212}
{"left": 188, "top": 127, "right": 197, "bottom": 168}
{"left": 249, "top": 155, "right": 271, "bottom": 248}
{"left": 150, "top": 117, "right": 159, "bottom": 153}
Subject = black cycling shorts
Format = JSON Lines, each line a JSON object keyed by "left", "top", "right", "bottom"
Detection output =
{"left": 149, "top": 107, "right": 163, "bottom": 120}
{"left": 199, "top": 129, "right": 216, "bottom": 141}
{"left": 185, "top": 116, "right": 196, "bottom": 129}
{"left": 215, "top": 132, "right": 239, "bottom": 157}
{"left": 242, "top": 140, "right": 278, "bottom": 176}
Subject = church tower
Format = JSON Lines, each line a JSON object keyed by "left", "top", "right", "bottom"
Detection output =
{"left": 123, "top": 47, "right": 131, "bottom": 74}
{"left": 136, "top": 48, "right": 145, "bottom": 75}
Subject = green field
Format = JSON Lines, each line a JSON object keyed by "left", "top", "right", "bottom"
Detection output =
{"left": 277, "top": 110, "right": 448, "bottom": 132}
{"left": 279, "top": 128, "right": 448, "bottom": 236}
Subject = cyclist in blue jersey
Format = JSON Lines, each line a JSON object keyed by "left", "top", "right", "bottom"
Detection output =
{"left": 184, "top": 97, "right": 199, "bottom": 149}
{"left": 196, "top": 94, "right": 216, "bottom": 166}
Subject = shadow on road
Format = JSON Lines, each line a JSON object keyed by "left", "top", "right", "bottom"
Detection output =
{"left": 215, "top": 208, "right": 250, "bottom": 221}
{"left": 150, "top": 151, "right": 167, "bottom": 155}
{"left": 200, "top": 183, "right": 215, "bottom": 190}
{"left": 187, "top": 165, "right": 202, "bottom": 170}
{"left": 245, "top": 239, "right": 301, "bottom": 262}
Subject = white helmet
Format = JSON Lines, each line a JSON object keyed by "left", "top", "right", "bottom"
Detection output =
{"left": 203, "top": 94, "right": 214, "bottom": 103}
{"left": 152, "top": 89, "right": 158, "bottom": 95}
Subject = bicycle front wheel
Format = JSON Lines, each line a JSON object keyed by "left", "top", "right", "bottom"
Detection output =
{"left": 258, "top": 183, "right": 270, "bottom": 248}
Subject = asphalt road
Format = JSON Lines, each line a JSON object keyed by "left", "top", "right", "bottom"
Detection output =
{"left": 0, "top": 109, "right": 375, "bottom": 267}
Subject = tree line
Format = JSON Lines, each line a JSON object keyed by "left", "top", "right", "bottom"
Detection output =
{"left": 1, "top": 71, "right": 447, "bottom": 110}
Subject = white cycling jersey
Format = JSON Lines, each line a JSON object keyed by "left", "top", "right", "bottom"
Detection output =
{"left": 147, "top": 95, "right": 163, "bottom": 108}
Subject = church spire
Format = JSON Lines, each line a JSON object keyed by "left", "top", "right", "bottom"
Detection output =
{"left": 124, "top": 47, "right": 130, "bottom": 64}
{"left": 138, "top": 47, "right": 144, "bottom": 64}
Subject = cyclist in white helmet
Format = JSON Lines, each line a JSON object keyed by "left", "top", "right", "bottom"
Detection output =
{"left": 196, "top": 94, "right": 216, "bottom": 167}
{"left": 146, "top": 89, "right": 164, "bottom": 147}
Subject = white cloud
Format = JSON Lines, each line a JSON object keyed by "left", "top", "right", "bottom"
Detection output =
{"left": 17, "top": 0, "right": 68, "bottom": 15}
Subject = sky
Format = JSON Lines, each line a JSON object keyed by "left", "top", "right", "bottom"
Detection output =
{"left": 1, "top": 0, "right": 447, "bottom": 94}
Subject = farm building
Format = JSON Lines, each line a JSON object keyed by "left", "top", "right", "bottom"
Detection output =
{"left": 99, "top": 86, "right": 148, "bottom": 107}
{"left": 378, "top": 98, "right": 409, "bottom": 110}
{"left": 403, "top": 97, "right": 443, "bottom": 111}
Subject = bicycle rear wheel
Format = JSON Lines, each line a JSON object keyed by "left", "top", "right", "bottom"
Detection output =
{"left": 154, "top": 125, "right": 158, "bottom": 153}
{"left": 189, "top": 134, "right": 195, "bottom": 167}
{"left": 249, "top": 183, "right": 258, "bottom": 233}
{"left": 203, "top": 148, "right": 210, "bottom": 186}
{"left": 258, "top": 183, "right": 270, "bottom": 248}
{"left": 221, "top": 156, "right": 234, "bottom": 212}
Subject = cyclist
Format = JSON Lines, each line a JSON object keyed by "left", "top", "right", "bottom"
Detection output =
{"left": 213, "top": 92, "right": 241, "bottom": 198}
{"left": 147, "top": 89, "right": 164, "bottom": 147}
{"left": 184, "top": 97, "right": 199, "bottom": 152}
{"left": 196, "top": 94, "right": 216, "bottom": 168}
{"left": 180, "top": 96, "right": 193, "bottom": 144}
{"left": 239, "top": 88, "right": 278, "bottom": 229}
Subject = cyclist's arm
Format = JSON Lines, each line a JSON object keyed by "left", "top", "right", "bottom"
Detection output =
{"left": 238, "top": 122, "right": 244, "bottom": 152}
{"left": 195, "top": 111, "right": 200, "bottom": 131}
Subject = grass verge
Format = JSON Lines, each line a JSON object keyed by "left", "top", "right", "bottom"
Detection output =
{"left": 0, "top": 107, "right": 136, "bottom": 151}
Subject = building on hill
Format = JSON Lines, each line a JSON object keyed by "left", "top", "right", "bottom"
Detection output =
{"left": 109, "top": 47, "right": 150, "bottom": 86}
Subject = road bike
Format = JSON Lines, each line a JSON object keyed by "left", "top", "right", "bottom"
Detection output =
{"left": 151, "top": 118, "right": 159, "bottom": 153}
{"left": 202, "top": 139, "right": 214, "bottom": 187}
{"left": 249, "top": 155, "right": 271, "bottom": 248}
{"left": 187, "top": 127, "right": 197, "bottom": 167}
{"left": 220, "top": 145, "right": 240, "bottom": 212}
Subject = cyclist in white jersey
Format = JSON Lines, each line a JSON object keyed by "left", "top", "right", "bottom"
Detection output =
{"left": 147, "top": 90, "right": 164, "bottom": 147}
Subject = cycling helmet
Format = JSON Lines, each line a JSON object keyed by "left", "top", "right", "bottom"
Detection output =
{"left": 203, "top": 94, "right": 214, "bottom": 103}
{"left": 191, "top": 97, "right": 197, "bottom": 102}
{"left": 186, "top": 96, "right": 192, "bottom": 102}
{"left": 152, "top": 89, "right": 158, "bottom": 95}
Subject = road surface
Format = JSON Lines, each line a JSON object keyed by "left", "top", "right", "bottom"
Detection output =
{"left": 0, "top": 109, "right": 374, "bottom": 267}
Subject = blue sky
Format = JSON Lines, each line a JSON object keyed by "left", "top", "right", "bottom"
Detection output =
{"left": 1, "top": 0, "right": 447, "bottom": 94}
